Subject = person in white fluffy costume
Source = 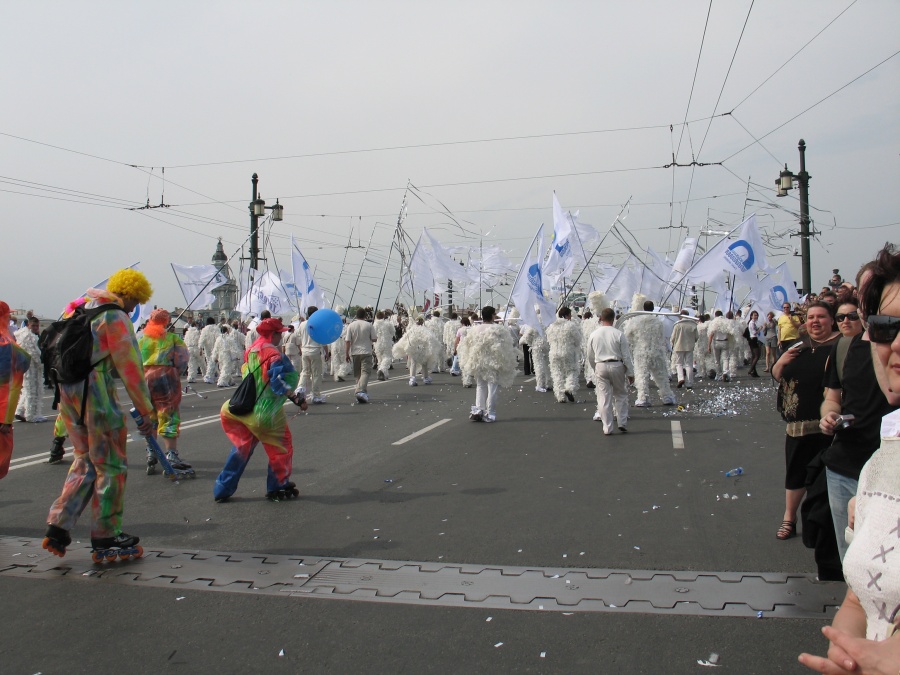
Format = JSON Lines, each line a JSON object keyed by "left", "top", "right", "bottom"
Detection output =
{"left": 425, "top": 310, "right": 447, "bottom": 373}
{"left": 332, "top": 320, "right": 354, "bottom": 382}
{"left": 442, "top": 313, "right": 462, "bottom": 372}
{"left": 199, "top": 317, "right": 219, "bottom": 383}
{"left": 519, "top": 325, "right": 551, "bottom": 392}
{"left": 623, "top": 295, "right": 676, "bottom": 406}
{"left": 458, "top": 306, "right": 517, "bottom": 422}
{"left": 373, "top": 310, "right": 395, "bottom": 381}
{"left": 730, "top": 312, "right": 748, "bottom": 375}
{"left": 705, "top": 310, "right": 738, "bottom": 381}
{"left": 14, "top": 319, "right": 46, "bottom": 422}
{"left": 546, "top": 306, "right": 584, "bottom": 403}
{"left": 212, "top": 325, "right": 240, "bottom": 387}
{"left": 184, "top": 324, "right": 202, "bottom": 383}
{"left": 580, "top": 292, "right": 608, "bottom": 388}
{"left": 693, "top": 315, "right": 715, "bottom": 380}
{"left": 393, "top": 317, "right": 438, "bottom": 385}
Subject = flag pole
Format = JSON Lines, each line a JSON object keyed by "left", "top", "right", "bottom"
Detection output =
{"left": 345, "top": 224, "right": 377, "bottom": 315}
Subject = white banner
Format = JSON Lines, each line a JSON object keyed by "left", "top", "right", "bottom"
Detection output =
{"left": 685, "top": 215, "right": 767, "bottom": 285}
{"left": 542, "top": 192, "right": 576, "bottom": 287}
{"left": 510, "top": 225, "right": 556, "bottom": 335}
{"left": 235, "top": 270, "right": 292, "bottom": 316}
{"left": 171, "top": 263, "right": 229, "bottom": 310}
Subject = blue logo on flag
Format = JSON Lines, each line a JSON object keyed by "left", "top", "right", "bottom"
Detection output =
{"left": 555, "top": 240, "right": 571, "bottom": 257}
{"left": 303, "top": 261, "right": 315, "bottom": 293}
{"left": 129, "top": 304, "right": 141, "bottom": 325}
{"left": 725, "top": 240, "right": 755, "bottom": 273}
{"left": 527, "top": 264, "right": 543, "bottom": 295}
{"left": 769, "top": 285, "right": 788, "bottom": 306}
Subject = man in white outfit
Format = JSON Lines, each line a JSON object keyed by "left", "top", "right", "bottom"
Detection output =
{"left": 297, "top": 307, "right": 328, "bottom": 404}
{"left": 670, "top": 310, "right": 699, "bottom": 389}
{"left": 587, "top": 308, "right": 635, "bottom": 435}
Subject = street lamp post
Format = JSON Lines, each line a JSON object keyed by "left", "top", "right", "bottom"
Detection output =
{"left": 248, "top": 172, "right": 284, "bottom": 271}
{"left": 776, "top": 139, "right": 812, "bottom": 295}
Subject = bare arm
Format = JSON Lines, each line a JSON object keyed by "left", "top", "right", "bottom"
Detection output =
{"left": 820, "top": 387, "right": 843, "bottom": 435}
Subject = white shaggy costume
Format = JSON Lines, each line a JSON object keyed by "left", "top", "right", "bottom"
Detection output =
{"left": 443, "top": 317, "right": 462, "bottom": 362}
{"left": 200, "top": 323, "right": 219, "bottom": 383}
{"left": 393, "top": 323, "right": 438, "bottom": 385}
{"left": 694, "top": 321, "right": 716, "bottom": 379}
{"left": 519, "top": 326, "right": 551, "bottom": 391}
{"left": 213, "top": 327, "right": 240, "bottom": 387}
{"left": 706, "top": 315, "right": 738, "bottom": 379}
{"left": 458, "top": 322, "right": 517, "bottom": 420}
{"left": 14, "top": 325, "right": 45, "bottom": 422}
{"left": 546, "top": 317, "right": 584, "bottom": 402}
{"left": 623, "top": 294, "right": 675, "bottom": 406}
{"left": 331, "top": 322, "right": 353, "bottom": 381}
{"left": 580, "top": 292, "right": 608, "bottom": 385}
{"left": 373, "top": 317, "right": 395, "bottom": 378}
{"left": 425, "top": 314, "right": 447, "bottom": 372}
{"left": 184, "top": 326, "right": 202, "bottom": 383}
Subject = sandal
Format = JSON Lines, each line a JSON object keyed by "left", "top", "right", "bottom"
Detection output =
{"left": 776, "top": 520, "right": 796, "bottom": 540}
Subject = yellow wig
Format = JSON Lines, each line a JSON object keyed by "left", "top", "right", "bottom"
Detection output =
{"left": 107, "top": 269, "right": 152, "bottom": 304}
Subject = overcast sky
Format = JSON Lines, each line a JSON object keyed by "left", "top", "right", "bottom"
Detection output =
{"left": 2, "top": 1, "right": 897, "bottom": 316}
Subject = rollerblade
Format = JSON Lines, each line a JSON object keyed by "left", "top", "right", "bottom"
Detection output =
{"left": 90, "top": 532, "right": 143, "bottom": 563}
{"left": 42, "top": 524, "right": 72, "bottom": 558}
{"left": 266, "top": 481, "right": 300, "bottom": 502}
{"left": 48, "top": 436, "right": 66, "bottom": 464}
{"left": 146, "top": 445, "right": 158, "bottom": 475}
{"left": 166, "top": 450, "right": 196, "bottom": 478}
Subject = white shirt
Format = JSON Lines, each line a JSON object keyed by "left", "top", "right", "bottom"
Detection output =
{"left": 586, "top": 325, "right": 634, "bottom": 376}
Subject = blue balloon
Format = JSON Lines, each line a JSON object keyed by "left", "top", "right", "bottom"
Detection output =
{"left": 307, "top": 308, "right": 343, "bottom": 344}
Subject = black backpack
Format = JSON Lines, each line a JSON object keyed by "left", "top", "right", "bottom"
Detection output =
{"left": 44, "top": 302, "right": 124, "bottom": 424}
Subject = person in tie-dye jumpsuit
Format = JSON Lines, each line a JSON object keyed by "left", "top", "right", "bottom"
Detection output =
{"left": 0, "top": 301, "right": 31, "bottom": 479}
{"left": 138, "top": 309, "right": 191, "bottom": 474}
{"left": 42, "top": 269, "right": 155, "bottom": 557}
{"left": 214, "top": 317, "right": 306, "bottom": 503}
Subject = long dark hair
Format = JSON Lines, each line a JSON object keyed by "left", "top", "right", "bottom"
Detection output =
{"left": 860, "top": 244, "right": 900, "bottom": 319}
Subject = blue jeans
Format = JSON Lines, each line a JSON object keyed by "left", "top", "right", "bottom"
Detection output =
{"left": 825, "top": 468, "right": 858, "bottom": 561}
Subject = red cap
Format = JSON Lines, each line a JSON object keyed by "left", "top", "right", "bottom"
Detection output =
{"left": 256, "top": 317, "right": 288, "bottom": 336}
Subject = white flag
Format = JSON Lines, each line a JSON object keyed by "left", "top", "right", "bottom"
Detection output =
{"left": 235, "top": 270, "right": 291, "bottom": 316}
{"left": 423, "top": 229, "right": 478, "bottom": 283}
{"left": 639, "top": 247, "right": 673, "bottom": 302}
{"left": 686, "top": 215, "right": 767, "bottom": 284}
{"left": 744, "top": 262, "right": 800, "bottom": 315}
{"left": 542, "top": 193, "right": 575, "bottom": 286}
{"left": 171, "top": 263, "right": 229, "bottom": 310}
{"left": 291, "top": 237, "right": 327, "bottom": 315}
{"left": 400, "top": 233, "right": 435, "bottom": 300}
{"left": 510, "top": 225, "right": 556, "bottom": 335}
{"left": 606, "top": 255, "right": 642, "bottom": 306}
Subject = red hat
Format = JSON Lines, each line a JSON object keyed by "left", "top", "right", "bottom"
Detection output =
{"left": 256, "top": 317, "right": 288, "bottom": 337}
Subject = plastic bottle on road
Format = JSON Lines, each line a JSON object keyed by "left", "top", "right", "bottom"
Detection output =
{"left": 724, "top": 467, "right": 744, "bottom": 477}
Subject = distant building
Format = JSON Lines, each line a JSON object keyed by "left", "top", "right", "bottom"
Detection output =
{"left": 210, "top": 239, "right": 238, "bottom": 313}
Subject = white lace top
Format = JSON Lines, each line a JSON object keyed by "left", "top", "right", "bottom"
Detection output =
{"left": 843, "top": 409, "right": 900, "bottom": 640}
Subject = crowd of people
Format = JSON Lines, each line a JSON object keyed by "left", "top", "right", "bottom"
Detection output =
{"left": 2, "top": 244, "right": 899, "bottom": 672}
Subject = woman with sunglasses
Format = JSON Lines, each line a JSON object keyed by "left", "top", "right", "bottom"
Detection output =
{"left": 772, "top": 301, "right": 841, "bottom": 542}
{"left": 819, "top": 299, "right": 896, "bottom": 563}
{"left": 800, "top": 244, "right": 900, "bottom": 674}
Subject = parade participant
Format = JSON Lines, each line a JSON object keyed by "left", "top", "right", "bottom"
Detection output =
{"left": 587, "top": 308, "right": 635, "bottom": 434}
{"left": 670, "top": 310, "right": 699, "bottom": 389}
{"left": 213, "top": 324, "right": 240, "bottom": 387}
{"left": 442, "top": 312, "right": 462, "bottom": 375}
{"left": 425, "top": 309, "right": 447, "bottom": 373}
{"left": 458, "top": 306, "right": 516, "bottom": 423}
{"left": 546, "top": 306, "right": 583, "bottom": 403}
{"left": 777, "top": 301, "right": 802, "bottom": 354}
{"left": 329, "top": 308, "right": 352, "bottom": 382}
{"left": 625, "top": 296, "right": 676, "bottom": 406}
{"left": 454, "top": 316, "right": 473, "bottom": 386}
{"left": 772, "top": 301, "right": 840, "bottom": 543}
{"left": 294, "top": 307, "right": 328, "bottom": 403}
{"left": 47, "top": 416, "right": 68, "bottom": 464}
{"left": 519, "top": 322, "right": 552, "bottom": 393}
{"left": 799, "top": 244, "right": 900, "bottom": 673}
{"left": 42, "top": 269, "right": 155, "bottom": 557}
{"left": 706, "top": 310, "right": 733, "bottom": 382}
{"left": 244, "top": 310, "right": 270, "bottom": 349}
{"left": 746, "top": 310, "right": 762, "bottom": 377}
{"left": 819, "top": 298, "right": 896, "bottom": 560}
{"left": 214, "top": 317, "right": 304, "bottom": 502}
{"left": 282, "top": 324, "right": 302, "bottom": 375}
{"left": 580, "top": 292, "right": 607, "bottom": 390}
{"left": 374, "top": 310, "right": 395, "bottom": 381}
{"left": 14, "top": 316, "right": 47, "bottom": 422}
{"left": 0, "top": 301, "right": 31, "bottom": 479}
{"left": 345, "top": 307, "right": 377, "bottom": 404}
{"left": 138, "top": 309, "right": 191, "bottom": 474}
{"left": 694, "top": 314, "right": 715, "bottom": 381}
{"left": 200, "top": 317, "right": 219, "bottom": 383}
{"left": 184, "top": 321, "right": 202, "bottom": 383}
{"left": 394, "top": 316, "right": 436, "bottom": 386}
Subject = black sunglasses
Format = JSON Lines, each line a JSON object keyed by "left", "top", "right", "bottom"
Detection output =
{"left": 865, "top": 315, "right": 900, "bottom": 344}
{"left": 835, "top": 312, "right": 860, "bottom": 323}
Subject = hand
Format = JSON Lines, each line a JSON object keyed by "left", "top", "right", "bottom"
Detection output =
{"left": 0, "top": 423, "right": 11, "bottom": 435}
{"left": 800, "top": 625, "right": 900, "bottom": 674}
{"left": 628, "top": 376, "right": 635, "bottom": 384}
{"left": 847, "top": 497, "right": 856, "bottom": 531}
{"left": 136, "top": 415, "right": 154, "bottom": 436}
{"left": 820, "top": 411, "right": 841, "bottom": 436}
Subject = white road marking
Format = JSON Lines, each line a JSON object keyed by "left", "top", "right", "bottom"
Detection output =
{"left": 671, "top": 421, "right": 684, "bottom": 449}
{"left": 392, "top": 419, "right": 452, "bottom": 446}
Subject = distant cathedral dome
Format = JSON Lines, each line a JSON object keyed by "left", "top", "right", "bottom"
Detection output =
{"left": 211, "top": 239, "right": 237, "bottom": 312}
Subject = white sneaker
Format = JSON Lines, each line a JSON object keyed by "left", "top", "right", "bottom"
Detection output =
{"left": 423, "top": 377, "right": 433, "bottom": 385}
{"left": 483, "top": 414, "right": 496, "bottom": 423}
{"left": 409, "top": 377, "right": 417, "bottom": 386}
{"left": 592, "top": 412, "right": 602, "bottom": 422}
{"left": 634, "top": 400, "right": 651, "bottom": 408}
{"left": 535, "top": 386, "right": 548, "bottom": 393}
{"left": 295, "top": 386, "right": 306, "bottom": 397}
{"left": 312, "top": 396, "right": 326, "bottom": 404}
{"left": 356, "top": 392, "right": 369, "bottom": 404}
{"left": 469, "top": 407, "right": 483, "bottom": 422}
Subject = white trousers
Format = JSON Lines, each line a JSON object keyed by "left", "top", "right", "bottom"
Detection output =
{"left": 300, "top": 352, "right": 324, "bottom": 397}
{"left": 475, "top": 379, "right": 499, "bottom": 416}
{"left": 594, "top": 362, "right": 629, "bottom": 433}
{"left": 673, "top": 351, "right": 694, "bottom": 386}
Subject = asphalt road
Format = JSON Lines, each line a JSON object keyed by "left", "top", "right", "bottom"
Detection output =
{"left": 0, "top": 364, "right": 843, "bottom": 674}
